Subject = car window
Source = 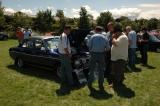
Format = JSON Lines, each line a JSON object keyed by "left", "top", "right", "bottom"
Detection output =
{"left": 34, "top": 39, "right": 43, "bottom": 49}
{"left": 22, "top": 40, "right": 34, "bottom": 48}
{"left": 46, "top": 38, "right": 59, "bottom": 49}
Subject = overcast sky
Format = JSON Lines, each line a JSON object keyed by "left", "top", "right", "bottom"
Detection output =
{"left": 2, "top": 0, "right": 160, "bottom": 19}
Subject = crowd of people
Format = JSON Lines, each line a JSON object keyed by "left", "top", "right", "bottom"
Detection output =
{"left": 16, "top": 27, "right": 32, "bottom": 44}
{"left": 57, "top": 23, "right": 150, "bottom": 96}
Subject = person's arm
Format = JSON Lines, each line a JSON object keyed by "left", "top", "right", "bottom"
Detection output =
{"left": 88, "top": 36, "right": 93, "bottom": 51}
{"left": 128, "top": 33, "right": 132, "bottom": 46}
{"left": 104, "top": 37, "right": 110, "bottom": 51}
{"left": 112, "top": 34, "right": 119, "bottom": 46}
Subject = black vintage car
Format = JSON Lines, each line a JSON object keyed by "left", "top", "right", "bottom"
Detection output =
{"left": 9, "top": 35, "right": 90, "bottom": 78}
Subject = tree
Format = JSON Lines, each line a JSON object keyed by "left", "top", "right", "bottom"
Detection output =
{"left": 0, "top": 4, "right": 5, "bottom": 31}
{"left": 78, "top": 7, "right": 90, "bottom": 29}
{"left": 12, "top": 12, "right": 32, "bottom": 30}
{"left": 147, "top": 18, "right": 159, "bottom": 30}
{"left": 55, "top": 10, "right": 66, "bottom": 33}
{"left": 137, "top": 18, "right": 148, "bottom": 30}
{"left": 33, "top": 9, "right": 53, "bottom": 32}
{"left": 115, "top": 16, "right": 132, "bottom": 31}
{"left": 97, "top": 11, "right": 114, "bottom": 30}
{"left": 88, "top": 14, "right": 95, "bottom": 29}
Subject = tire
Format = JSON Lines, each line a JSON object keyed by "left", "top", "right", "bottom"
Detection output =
{"left": 16, "top": 58, "right": 24, "bottom": 68}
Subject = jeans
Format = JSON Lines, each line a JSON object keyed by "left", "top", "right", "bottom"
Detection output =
{"left": 128, "top": 48, "right": 136, "bottom": 68}
{"left": 60, "top": 55, "right": 74, "bottom": 86}
{"left": 88, "top": 52, "right": 106, "bottom": 89}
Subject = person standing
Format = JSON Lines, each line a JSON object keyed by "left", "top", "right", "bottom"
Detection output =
{"left": 16, "top": 27, "right": 24, "bottom": 45}
{"left": 111, "top": 23, "right": 128, "bottom": 87}
{"left": 138, "top": 28, "right": 149, "bottom": 65}
{"left": 105, "top": 22, "right": 114, "bottom": 86}
{"left": 23, "top": 27, "right": 31, "bottom": 39}
{"left": 126, "top": 26, "right": 137, "bottom": 70}
{"left": 88, "top": 26, "right": 110, "bottom": 94}
{"left": 58, "top": 26, "right": 74, "bottom": 94}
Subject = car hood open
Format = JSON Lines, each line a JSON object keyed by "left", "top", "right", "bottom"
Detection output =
{"left": 69, "top": 29, "right": 91, "bottom": 51}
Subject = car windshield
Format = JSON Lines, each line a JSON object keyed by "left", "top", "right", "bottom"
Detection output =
{"left": 45, "top": 38, "right": 60, "bottom": 49}
{"left": 149, "top": 35, "right": 160, "bottom": 42}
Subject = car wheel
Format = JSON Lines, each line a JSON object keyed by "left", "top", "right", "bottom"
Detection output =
{"left": 16, "top": 58, "right": 24, "bottom": 68}
{"left": 56, "top": 66, "right": 61, "bottom": 78}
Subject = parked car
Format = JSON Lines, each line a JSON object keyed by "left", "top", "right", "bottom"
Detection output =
{"left": 0, "top": 32, "right": 9, "bottom": 40}
{"left": 148, "top": 34, "right": 160, "bottom": 51}
{"left": 9, "top": 35, "right": 90, "bottom": 78}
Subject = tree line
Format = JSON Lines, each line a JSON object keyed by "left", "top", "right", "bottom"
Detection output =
{"left": 0, "top": 6, "right": 160, "bottom": 38}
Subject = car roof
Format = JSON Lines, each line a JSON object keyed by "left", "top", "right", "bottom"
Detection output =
{"left": 30, "top": 36, "right": 59, "bottom": 40}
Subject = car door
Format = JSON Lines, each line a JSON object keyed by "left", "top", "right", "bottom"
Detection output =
{"left": 30, "top": 39, "right": 49, "bottom": 66}
{"left": 18, "top": 39, "right": 35, "bottom": 64}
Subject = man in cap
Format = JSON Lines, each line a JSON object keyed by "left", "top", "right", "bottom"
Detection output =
{"left": 88, "top": 26, "right": 110, "bottom": 94}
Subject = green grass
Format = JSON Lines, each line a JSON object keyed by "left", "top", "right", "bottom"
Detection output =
{"left": 0, "top": 40, "right": 160, "bottom": 106}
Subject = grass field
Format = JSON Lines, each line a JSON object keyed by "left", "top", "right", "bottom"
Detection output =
{"left": 0, "top": 39, "right": 160, "bottom": 106}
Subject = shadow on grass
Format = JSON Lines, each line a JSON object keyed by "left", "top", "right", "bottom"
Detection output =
{"left": 142, "top": 64, "right": 156, "bottom": 69}
{"left": 136, "top": 57, "right": 156, "bottom": 69}
{"left": 7, "top": 65, "right": 86, "bottom": 91}
{"left": 113, "top": 84, "right": 135, "bottom": 98}
{"left": 7, "top": 65, "right": 61, "bottom": 83}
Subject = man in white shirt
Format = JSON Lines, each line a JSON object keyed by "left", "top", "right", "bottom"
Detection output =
{"left": 111, "top": 23, "right": 128, "bottom": 87}
{"left": 58, "top": 26, "right": 73, "bottom": 94}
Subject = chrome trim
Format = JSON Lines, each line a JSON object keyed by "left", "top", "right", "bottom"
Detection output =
{"left": 9, "top": 51, "right": 60, "bottom": 61}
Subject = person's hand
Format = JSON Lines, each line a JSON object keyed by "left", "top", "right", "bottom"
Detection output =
{"left": 112, "top": 33, "right": 118, "bottom": 39}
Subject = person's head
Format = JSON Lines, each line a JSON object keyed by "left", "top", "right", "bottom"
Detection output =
{"left": 107, "top": 22, "right": 114, "bottom": 32}
{"left": 113, "top": 23, "right": 123, "bottom": 36}
{"left": 141, "top": 27, "right": 147, "bottom": 33}
{"left": 63, "top": 26, "right": 71, "bottom": 35}
{"left": 95, "top": 26, "right": 103, "bottom": 33}
{"left": 17, "top": 27, "right": 21, "bottom": 31}
{"left": 126, "top": 26, "right": 132, "bottom": 34}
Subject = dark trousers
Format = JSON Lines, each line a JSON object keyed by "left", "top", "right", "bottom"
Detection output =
{"left": 140, "top": 45, "right": 148, "bottom": 65}
{"left": 60, "top": 55, "right": 74, "bottom": 87}
{"left": 111, "top": 60, "right": 126, "bottom": 85}
{"left": 88, "top": 52, "right": 106, "bottom": 89}
{"left": 128, "top": 48, "right": 136, "bottom": 68}
{"left": 105, "top": 50, "right": 112, "bottom": 84}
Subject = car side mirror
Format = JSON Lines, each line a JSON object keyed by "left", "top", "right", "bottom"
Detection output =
{"left": 41, "top": 47, "right": 46, "bottom": 51}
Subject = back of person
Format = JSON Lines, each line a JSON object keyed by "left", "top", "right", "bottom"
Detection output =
{"left": 128, "top": 30, "right": 137, "bottom": 48}
{"left": 111, "top": 34, "right": 128, "bottom": 61}
{"left": 16, "top": 31, "right": 24, "bottom": 41}
{"left": 24, "top": 30, "right": 31, "bottom": 39}
{"left": 89, "top": 33, "right": 107, "bottom": 53}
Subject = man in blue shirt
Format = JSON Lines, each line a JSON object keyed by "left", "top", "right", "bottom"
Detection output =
{"left": 126, "top": 26, "right": 137, "bottom": 69}
{"left": 88, "top": 26, "right": 110, "bottom": 94}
